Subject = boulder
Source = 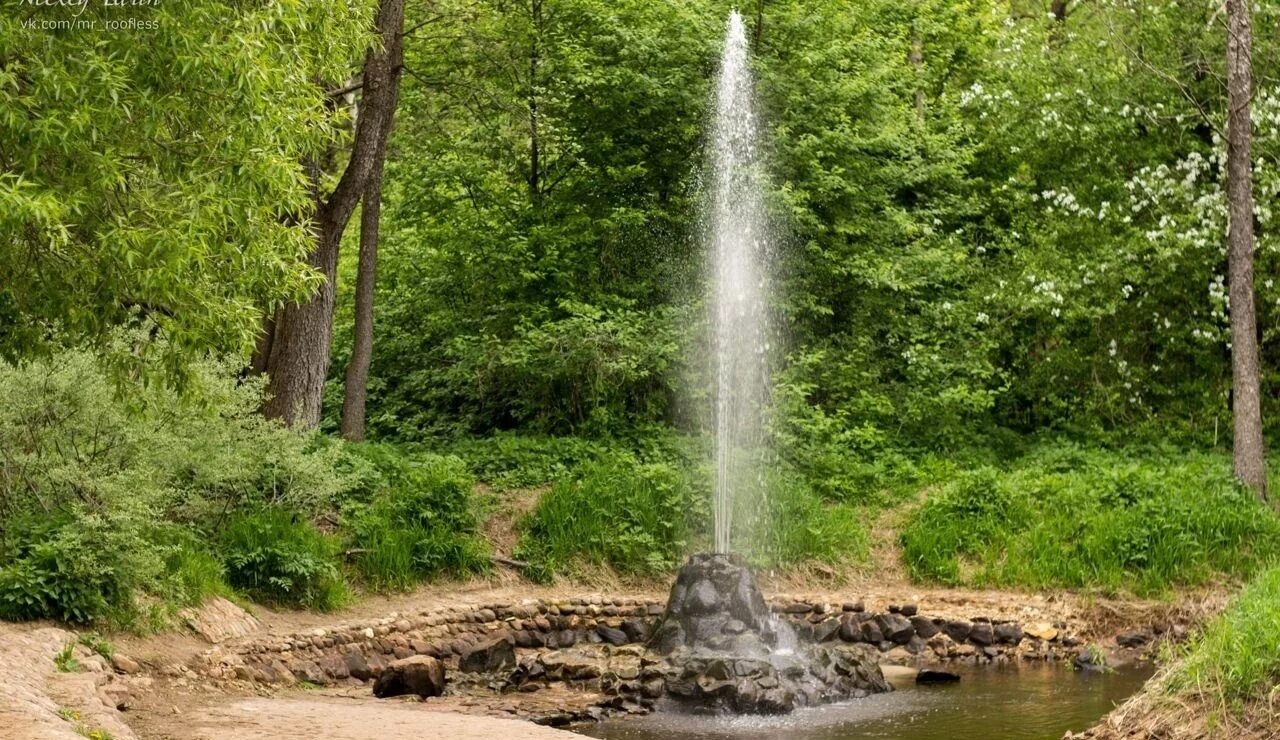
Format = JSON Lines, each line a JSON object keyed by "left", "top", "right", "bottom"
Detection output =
{"left": 943, "top": 619, "right": 972, "bottom": 642}
{"left": 994, "top": 623, "right": 1023, "bottom": 644}
{"left": 916, "top": 669, "right": 961, "bottom": 684}
{"left": 968, "top": 622, "right": 994, "bottom": 646}
{"left": 458, "top": 636, "right": 516, "bottom": 673}
{"left": 876, "top": 613, "right": 915, "bottom": 644}
{"left": 596, "top": 625, "right": 628, "bottom": 646}
{"left": 373, "top": 655, "right": 446, "bottom": 698}
{"left": 909, "top": 615, "right": 940, "bottom": 639}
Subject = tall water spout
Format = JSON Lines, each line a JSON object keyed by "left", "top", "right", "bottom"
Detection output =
{"left": 710, "top": 10, "right": 771, "bottom": 555}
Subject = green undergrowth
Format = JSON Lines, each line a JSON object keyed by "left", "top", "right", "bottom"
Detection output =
{"left": 900, "top": 443, "right": 1280, "bottom": 595}
{"left": 510, "top": 443, "right": 871, "bottom": 580}
{"left": 0, "top": 347, "right": 488, "bottom": 627}
{"left": 1167, "top": 565, "right": 1280, "bottom": 710}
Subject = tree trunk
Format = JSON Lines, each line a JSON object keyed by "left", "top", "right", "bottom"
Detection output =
{"left": 527, "top": 0, "right": 542, "bottom": 201}
{"left": 1225, "top": 0, "right": 1266, "bottom": 499}
{"left": 262, "top": 0, "right": 405, "bottom": 428}
{"left": 910, "top": 18, "right": 924, "bottom": 121}
{"left": 339, "top": 33, "right": 403, "bottom": 440}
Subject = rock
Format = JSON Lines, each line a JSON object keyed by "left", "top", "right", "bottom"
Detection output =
{"left": 1117, "top": 631, "right": 1152, "bottom": 648}
{"left": 909, "top": 616, "right": 940, "bottom": 639}
{"left": 860, "top": 620, "right": 884, "bottom": 644}
{"left": 290, "top": 660, "right": 328, "bottom": 685}
{"left": 345, "top": 652, "right": 373, "bottom": 681}
{"left": 688, "top": 580, "right": 720, "bottom": 614}
{"left": 110, "top": 654, "right": 141, "bottom": 674}
{"left": 994, "top": 623, "right": 1023, "bottom": 644}
{"left": 621, "top": 618, "right": 651, "bottom": 643}
{"left": 458, "top": 636, "right": 516, "bottom": 674}
{"left": 1074, "top": 647, "right": 1106, "bottom": 672}
{"left": 373, "top": 655, "right": 446, "bottom": 698}
{"left": 943, "top": 619, "right": 972, "bottom": 642}
{"left": 916, "top": 670, "right": 961, "bottom": 684}
{"left": 596, "top": 625, "right": 628, "bottom": 646}
{"left": 812, "top": 619, "right": 840, "bottom": 643}
{"left": 98, "top": 681, "right": 131, "bottom": 710}
{"left": 1025, "top": 622, "right": 1058, "bottom": 641}
{"left": 968, "top": 622, "right": 994, "bottom": 646}
{"left": 876, "top": 613, "right": 915, "bottom": 644}
{"left": 899, "top": 604, "right": 919, "bottom": 617}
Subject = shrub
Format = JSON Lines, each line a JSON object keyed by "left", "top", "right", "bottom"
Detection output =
{"left": 218, "top": 508, "right": 348, "bottom": 610}
{"left": 515, "top": 454, "right": 706, "bottom": 578}
{"left": 343, "top": 446, "right": 489, "bottom": 590}
{"left": 900, "top": 445, "right": 1280, "bottom": 594}
{"left": 0, "top": 346, "right": 353, "bottom": 624}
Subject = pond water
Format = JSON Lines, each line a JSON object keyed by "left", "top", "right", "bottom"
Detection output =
{"left": 575, "top": 663, "right": 1152, "bottom": 740}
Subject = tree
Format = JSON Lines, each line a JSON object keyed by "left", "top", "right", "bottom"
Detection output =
{"left": 1225, "top": 0, "right": 1266, "bottom": 498}
{"left": 340, "top": 15, "right": 405, "bottom": 441}
{"left": 0, "top": 2, "right": 375, "bottom": 377}
{"left": 260, "top": 0, "right": 405, "bottom": 428}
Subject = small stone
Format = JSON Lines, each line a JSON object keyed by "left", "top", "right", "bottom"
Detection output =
{"left": 110, "top": 654, "right": 141, "bottom": 674}
{"left": 899, "top": 604, "right": 919, "bottom": 617}
{"left": 969, "top": 622, "right": 995, "bottom": 646}
{"left": 1117, "top": 631, "right": 1152, "bottom": 648}
{"left": 1025, "top": 623, "right": 1058, "bottom": 641}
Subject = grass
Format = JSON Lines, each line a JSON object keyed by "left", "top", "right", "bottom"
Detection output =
{"left": 54, "top": 641, "right": 79, "bottom": 672}
{"left": 515, "top": 454, "right": 704, "bottom": 579}
{"left": 899, "top": 444, "right": 1280, "bottom": 595}
{"left": 1168, "top": 565, "right": 1280, "bottom": 707}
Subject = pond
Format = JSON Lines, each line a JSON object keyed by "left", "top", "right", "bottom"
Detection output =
{"left": 575, "top": 663, "right": 1152, "bottom": 740}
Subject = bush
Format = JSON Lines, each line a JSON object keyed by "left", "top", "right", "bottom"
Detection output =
{"left": 343, "top": 446, "right": 489, "bottom": 591}
{"left": 515, "top": 454, "right": 707, "bottom": 578}
{"left": 900, "top": 445, "right": 1280, "bottom": 594}
{"left": 0, "top": 346, "right": 356, "bottom": 624}
{"left": 219, "top": 508, "right": 348, "bottom": 610}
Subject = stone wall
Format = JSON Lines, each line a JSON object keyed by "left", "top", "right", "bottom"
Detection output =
{"left": 194, "top": 596, "right": 1099, "bottom": 687}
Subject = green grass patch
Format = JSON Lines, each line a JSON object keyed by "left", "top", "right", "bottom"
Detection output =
{"left": 515, "top": 454, "right": 707, "bottom": 579}
{"left": 1168, "top": 566, "right": 1280, "bottom": 708}
{"left": 900, "top": 444, "right": 1280, "bottom": 594}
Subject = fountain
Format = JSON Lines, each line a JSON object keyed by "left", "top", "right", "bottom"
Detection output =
{"left": 644, "top": 10, "right": 890, "bottom": 715}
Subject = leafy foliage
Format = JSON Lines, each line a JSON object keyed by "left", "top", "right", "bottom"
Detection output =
{"left": 219, "top": 508, "right": 349, "bottom": 611}
{"left": 342, "top": 446, "right": 490, "bottom": 590}
{"left": 515, "top": 454, "right": 708, "bottom": 579}
{"left": 0, "top": 1, "right": 376, "bottom": 375}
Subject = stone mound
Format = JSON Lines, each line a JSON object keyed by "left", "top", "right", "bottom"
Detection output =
{"left": 647, "top": 553, "right": 890, "bottom": 714}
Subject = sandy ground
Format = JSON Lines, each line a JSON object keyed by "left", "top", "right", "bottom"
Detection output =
{"left": 134, "top": 696, "right": 579, "bottom": 740}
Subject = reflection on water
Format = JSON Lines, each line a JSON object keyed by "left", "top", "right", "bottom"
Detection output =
{"left": 575, "top": 663, "right": 1152, "bottom": 740}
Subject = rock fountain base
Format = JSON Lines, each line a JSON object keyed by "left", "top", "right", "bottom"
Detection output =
{"left": 646, "top": 553, "right": 890, "bottom": 714}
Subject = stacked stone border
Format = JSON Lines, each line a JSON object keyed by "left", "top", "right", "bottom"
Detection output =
{"left": 193, "top": 596, "right": 1124, "bottom": 687}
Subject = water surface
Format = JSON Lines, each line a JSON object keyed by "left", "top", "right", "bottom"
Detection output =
{"left": 576, "top": 663, "right": 1151, "bottom": 740}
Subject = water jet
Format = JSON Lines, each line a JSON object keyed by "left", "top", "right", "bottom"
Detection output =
{"left": 644, "top": 10, "right": 891, "bottom": 715}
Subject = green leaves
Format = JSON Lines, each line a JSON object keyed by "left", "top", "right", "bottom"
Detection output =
{"left": 0, "top": 1, "right": 375, "bottom": 374}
